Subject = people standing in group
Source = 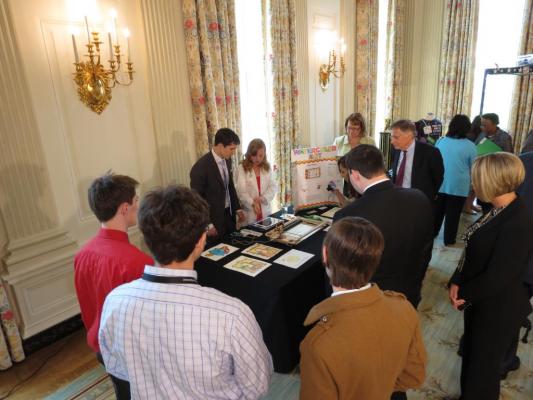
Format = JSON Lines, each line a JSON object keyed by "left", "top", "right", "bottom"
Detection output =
{"left": 449, "top": 153, "right": 533, "bottom": 399}
{"left": 190, "top": 128, "right": 245, "bottom": 245}
{"left": 299, "top": 217, "right": 426, "bottom": 400}
{"left": 235, "top": 138, "right": 277, "bottom": 225}
{"left": 99, "top": 185, "right": 273, "bottom": 400}
{"left": 435, "top": 115, "right": 477, "bottom": 246}
{"left": 477, "top": 113, "right": 513, "bottom": 152}
{"left": 74, "top": 173, "right": 153, "bottom": 399}
{"left": 333, "top": 112, "right": 376, "bottom": 157}
{"left": 390, "top": 119, "right": 444, "bottom": 205}
{"left": 333, "top": 145, "right": 434, "bottom": 310}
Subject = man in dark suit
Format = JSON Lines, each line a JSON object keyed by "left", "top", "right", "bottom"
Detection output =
{"left": 333, "top": 145, "right": 434, "bottom": 400}
{"left": 390, "top": 119, "right": 444, "bottom": 203}
{"left": 334, "top": 145, "right": 434, "bottom": 308}
{"left": 190, "top": 128, "right": 244, "bottom": 245}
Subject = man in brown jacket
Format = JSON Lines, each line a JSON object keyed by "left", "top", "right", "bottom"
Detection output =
{"left": 300, "top": 217, "right": 427, "bottom": 400}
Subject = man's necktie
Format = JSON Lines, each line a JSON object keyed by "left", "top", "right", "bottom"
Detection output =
{"left": 396, "top": 151, "right": 407, "bottom": 187}
{"left": 219, "top": 160, "right": 231, "bottom": 212}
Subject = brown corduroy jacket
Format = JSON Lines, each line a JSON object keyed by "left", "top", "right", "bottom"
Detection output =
{"left": 299, "top": 285, "right": 427, "bottom": 400}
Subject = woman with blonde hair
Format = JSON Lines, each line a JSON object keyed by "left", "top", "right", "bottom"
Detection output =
{"left": 235, "top": 139, "right": 277, "bottom": 224}
{"left": 333, "top": 113, "right": 376, "bottom": 156}
{"left": 448, "top": 152, "right": 533, "bottom": 399}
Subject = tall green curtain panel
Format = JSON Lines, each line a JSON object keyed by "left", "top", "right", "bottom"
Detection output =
{"left": 355, "top": 0, "right": 379, "bottom": 136}
{"left": 509, "top": 0, "right": 533, "bottom": 153}
{"left": 183, "top": 0, "right": 242, "bottom": 158}
{"left": 437, "top": 0, "right": 479, "bottom": 127}
{"left": 265, "top": 0, "right": 300, "bottom": 205}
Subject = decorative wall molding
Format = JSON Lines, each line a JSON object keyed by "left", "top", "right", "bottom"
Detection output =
{"left": 140, "top": 0, "right": 196, "bottom": 185}
{"left": 307, "top": 0, "right": 341, "bottom": 147}
{"left": 0, "top": 1, "right": 59, "bottom": 241}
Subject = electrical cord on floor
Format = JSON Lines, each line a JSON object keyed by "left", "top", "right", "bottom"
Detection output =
{"left": 0, "top": 336, "right": 71, "bottom": 400}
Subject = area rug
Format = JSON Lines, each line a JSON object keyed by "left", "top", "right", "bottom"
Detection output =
{"left": 47, "top": 216, "right": 533, "bottom": 399}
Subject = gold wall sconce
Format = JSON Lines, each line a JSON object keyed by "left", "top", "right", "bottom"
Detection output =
{"left": 71, "top": 13, "right": 134, "bottom": 114}
{"left": 319, "top": 49, "right": 346, "bottom": 91}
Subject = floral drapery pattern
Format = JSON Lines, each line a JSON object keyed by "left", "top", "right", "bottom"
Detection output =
{"left": 436, "top": 0, "right": 479, "bottom": 127}
{"left": 509, "top": 0, "right": 533, "bottom": 153}
{"left": 384, "top": 0, "right": 407, "bottom": 123}
{"left": 264, "top": 0, "right": 299, "bottom": 205}
{"left": 355, "top": 0, "right": 379, "bottom": 135}
{"left": 0, "top": 282, "right": 24, "bottom": 370}
{"left": 183, "top": 0, "right": 242, "bottom": 158}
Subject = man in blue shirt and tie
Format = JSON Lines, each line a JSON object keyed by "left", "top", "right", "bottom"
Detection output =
{"left": 190, "top": 128, "right": 245, "bottom": 244}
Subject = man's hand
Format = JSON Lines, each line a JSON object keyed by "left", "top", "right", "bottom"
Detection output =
{"left": 237, "top": 209, "right": 246, "bottom": 222}
{"left": 207, "top": 226, "right": 218, "bottom": 237}
{"left": 448, "top": 284, "right": 466, "bottom": 310}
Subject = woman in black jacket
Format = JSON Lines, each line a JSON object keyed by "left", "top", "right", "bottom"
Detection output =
{"left": 449, "top": 152, "right": 533, "bottom": 400}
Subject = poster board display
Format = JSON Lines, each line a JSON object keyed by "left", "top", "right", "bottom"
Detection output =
{"left": 291, "top": 146, "right": 343, "bottom": 210}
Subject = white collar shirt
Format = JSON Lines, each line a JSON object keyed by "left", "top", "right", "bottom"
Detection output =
{"left": 99, "top": 265, "right": 273, "bottom": 400}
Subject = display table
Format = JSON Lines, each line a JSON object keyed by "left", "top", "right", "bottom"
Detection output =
{"left": 196, "top": 210, "right": 333, "bottom": 373}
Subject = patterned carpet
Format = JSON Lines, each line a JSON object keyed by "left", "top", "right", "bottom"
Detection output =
{"left": 48, "top": 215, "right": 533, "bottom": 399}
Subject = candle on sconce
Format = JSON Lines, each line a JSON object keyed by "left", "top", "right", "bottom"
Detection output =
{"left": 71, "top": 34, "right": 79, "bottom": 63}
{"left": 124, "top": 28, "right": 131, "bottom": 62}
{"left": 110, "top": 9, "right": 118, "bottom": 45}
{"left": 84, "top": 16, "right": 91, "bottom": 42}
{"left": 108, "top": 32, "right": 113, "bottom": 60}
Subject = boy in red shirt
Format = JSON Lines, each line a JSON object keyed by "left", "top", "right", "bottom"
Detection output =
{"left": 74, "top": 173, "right": 152, "bottom": 399}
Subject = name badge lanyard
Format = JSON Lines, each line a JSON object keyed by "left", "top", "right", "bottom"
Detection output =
{"left": 142, "top": 274, "right": 198, "bottom": 285}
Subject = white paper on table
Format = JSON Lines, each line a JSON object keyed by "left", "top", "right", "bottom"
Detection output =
{"left": 224, "top": 255, "right": 271, "bottom": 277}
{"left": 321, "top": 207, "right": 341, "bottom": 219}
{"left": 274, "top": 249, "right": 314, "bottom": 269}
{"left": 201, "top": 243, "right": 239, "bottom": 261}
{"left": 241, "top": 243, "right": 283, "bottom": 260}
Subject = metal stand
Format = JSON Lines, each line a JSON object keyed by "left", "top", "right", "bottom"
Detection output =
{"left": 479, "top": 65, "right": 533, "bottom": 116}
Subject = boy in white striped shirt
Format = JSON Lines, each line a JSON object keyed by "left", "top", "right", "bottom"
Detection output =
{"left": 99, "top": 185, "right": 273, "bottom": 399}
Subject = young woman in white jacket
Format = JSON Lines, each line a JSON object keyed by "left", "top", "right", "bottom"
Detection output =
{"left": 235, "top": 139, "right": 277, "bottom": 225}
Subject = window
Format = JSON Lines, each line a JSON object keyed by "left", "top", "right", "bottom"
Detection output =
{"left": 374, "top": 0, "right": 389, "bottom": 141}
{"left": 235, "top": 0, "right": 274, "bottom": 161}
{"left": 470, "top": 0, "right": 526, "bottom": 129}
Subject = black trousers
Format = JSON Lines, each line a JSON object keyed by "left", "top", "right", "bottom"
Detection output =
{"left": 434, "top": 193, "right": 466, "bottom": 245}
{"left": 207, "top": 208, "right": 236, "bottom": 247}
{"left": 97, "top": 353, "right": 131, "bottom": 400}
{"left": 391, "top": 391, "right": 407, "bottom": 399}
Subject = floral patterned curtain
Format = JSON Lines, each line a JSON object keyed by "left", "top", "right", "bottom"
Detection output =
{"left": 355, "top": 0, "right": 379, "bottom": 135}
{"left": 183, "top": 0, "right": 242, "bottom": 158}
{"left": 0, "top": 282, "right": 24, "bottom": 370}
{"left": 436, "top": 0, "right": 479, "bottom": 127}
{"left": 509, "top": 0, "right": 533, "bottom": 153}
{"left": 265, "top": 0, "right": 299, "bottom": 205}
{"left": 384, "top": 0, "right": 407, "bottom": 123}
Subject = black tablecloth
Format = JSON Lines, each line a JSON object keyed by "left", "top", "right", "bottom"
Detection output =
{"left": 196, "top": 210, "right": 330, "bottom": 373}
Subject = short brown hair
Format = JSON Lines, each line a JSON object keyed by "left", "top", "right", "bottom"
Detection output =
{"left": 390, "top": 119, "right": 416, "bottom": 135}
{"left": 345, "top": 113, "right": 367, "bottom": 135}
{"left": 138, "top": 185, "right": 210, "bottom": 264}
{"left": 242, "top": 138, "right": 271, "bottom": 173}
{"left": 324, "top": 217, "right": 384, "bottom": 289}
{"left": 88, "top": 172, "right": 139, "bottom": 222}
{"left": 472, "top": 153, "right": 525, "bottom": 202}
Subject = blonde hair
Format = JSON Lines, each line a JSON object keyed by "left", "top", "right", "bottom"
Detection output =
{"left": 472, "top": 153, "right": 525, "bottom": 202}
{"left": 242, "top": 139, "right": 271, "bottom": 173}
